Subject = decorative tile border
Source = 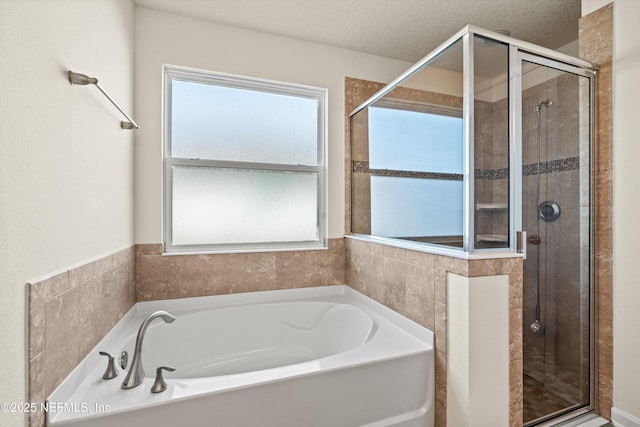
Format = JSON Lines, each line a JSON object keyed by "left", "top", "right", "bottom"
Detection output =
{"left": 476, "top": 156, "right": 580, "bottom": 181}
{"left": 354, "top": 156, "right": 579, "bottom": 183}
{"left": 475, "top": 167, "right": 509, "bottom": 180}
{"left": 352, "top": 160, "right": 463, "bottom": 181}
{"left": 522, "top": 156, "right": 580, "bottom": 176}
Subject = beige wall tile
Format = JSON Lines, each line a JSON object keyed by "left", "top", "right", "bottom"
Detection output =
{"left": 135, "top": 239, "right": 346, "bottom": 301}
{"left": 77, "top": 275, "right": 105, "bottom": 360}
{"left": 28, "top": 246, "right": 135, "bottom": 409}
{"left": 68, "top": 261, "right": 96, "bottom": 288}
{"left": 580, "top": 3, "right": 613, "bottom": 419}
{"left": 405, "top": 263, "right": 436, "bottom": 330}
{"left": 345, "top": 238, "right": 522, "bottom": 426}
{"left": 510, "top": 357, "right": 524, "bottom": 413}
{"left": 44, "top": 287, "right": 81, "bottom": 396}
{"left": 28, "top": 352, "right": 45, "bottom": 427}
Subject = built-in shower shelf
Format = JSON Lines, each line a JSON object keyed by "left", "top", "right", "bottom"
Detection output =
{"left": 476, "top": 234, "right": 508, "bottom": 243}
{"left": 476, "top": 203, "right": 508, "bottom": 211}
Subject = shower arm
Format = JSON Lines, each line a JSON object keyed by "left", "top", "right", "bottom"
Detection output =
{"left": 67, "top": 71, "right": 139, "bottom": 130}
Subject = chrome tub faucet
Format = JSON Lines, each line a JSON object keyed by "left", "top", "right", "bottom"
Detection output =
{"left": 122, "top": 311, "right": 176, "bottom": 389}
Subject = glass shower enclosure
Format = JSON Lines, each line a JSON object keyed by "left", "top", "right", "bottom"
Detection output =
{"left": 349, "top": 26, "right": 597, "bottom": 425}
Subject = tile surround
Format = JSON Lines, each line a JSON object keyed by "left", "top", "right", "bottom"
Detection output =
{"left": 345, "top": 237, "right": 523, "bottom": 427}
{"left": 27, "top": 247, "right": 136, "bottom": 427}
{"left": 26, "top": 241, "right": 345, "bottom": 427}
{"left": 580, "top": 3, "right": 614, "bottom": 421}
{"left": 135, "top": 239, "right": 346, "bottom": 301}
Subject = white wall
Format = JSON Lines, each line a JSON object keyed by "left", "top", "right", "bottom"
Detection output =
{"left": 447, "top": 273, "right": 510, "bottom": 426}
{"left": 134, "top": 7, "right": 412, "bottom": 243}
{"left": 583, "top": 0, "right": 614, "bottom": 16}
{"left": 0, "top": 0, "right": 135, "bottom": 425}
{"left": 612, "top": 0, "right": 640, "bottom": 422}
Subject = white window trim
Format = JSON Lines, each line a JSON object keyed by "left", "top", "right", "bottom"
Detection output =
{"left": 162, "top": 65, "right": 328, "bottom": 254}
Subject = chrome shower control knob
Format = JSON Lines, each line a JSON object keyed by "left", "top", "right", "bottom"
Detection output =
{"left": 530, "top": 320, "right": 544, "bottom": 335}
{"left": 151, "top": 366, "right": 176, "bottom": 393}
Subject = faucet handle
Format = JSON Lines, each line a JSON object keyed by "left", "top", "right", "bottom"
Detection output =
{"left": 151, "top": 366, "right": 175, "bottom": 393}
{"left": 98, "top": 351, "right": 119, "bottom": 380}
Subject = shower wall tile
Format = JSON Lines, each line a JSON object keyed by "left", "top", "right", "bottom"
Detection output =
{"left": 580, "top": 2, "right": 613, "bottom": 420}
{"left": 596, "top": 65, "right": 612, "bottom": 125}
{"left": 434, "top": 349, "right": 447, "bottom": 427}
{"left": 595, "top": 119, "right": 612, "bottom": 166}
{"left": 383, "top": 257, "right": 407, "bottom": 312}
{"left": 510, "top": 357, "right": 524, "bottom": 413}
{"left": 405, "top": 263, "right": 436, "bottom": 330}
{"left": 579, "top": 3, "right": 613, "bottom": 65}
{"left": 27, "top": 247, "right": 136, "bottom": 427}
{"left": 345, "top": 78, "right": 386, "bottom": 235}
{"left": 510, "top": 309, "right": 524, "bottom": 360}
{"left": 597, "top": 373, "right": 613, "bottom": 418}
{"left": 345, "top": 237, "right": 522, "bottom": 427}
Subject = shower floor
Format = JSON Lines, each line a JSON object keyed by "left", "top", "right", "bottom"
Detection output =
{"left": 523, "top": 374, "right": 572, "bottom": 424}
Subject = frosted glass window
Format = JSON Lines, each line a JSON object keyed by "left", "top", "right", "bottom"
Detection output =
{"left": 369, "top": 106, "right": 463, "bottom": 173}
{"left": 172, "top": 167, "right": 319, "bottom": 245}
{"left": 171, "top": 80, "right": 319, "bottom": 165}
{"left": 163, "top": 67, "right": 326, "bottom": 252}
{"left": 371, "top": 177, "right": 463, "bottom": 237}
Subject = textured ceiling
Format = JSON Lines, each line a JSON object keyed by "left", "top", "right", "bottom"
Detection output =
{"left": 133, "top": 0, "right": 581, "bottom": 63}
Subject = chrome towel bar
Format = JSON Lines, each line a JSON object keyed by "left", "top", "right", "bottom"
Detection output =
{"left": 67, "top": 70, "right": 139, "bottom": 130}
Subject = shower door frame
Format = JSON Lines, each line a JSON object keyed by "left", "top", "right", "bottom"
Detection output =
{"left": 510, "top": 49, "right": 598, "bottom": 426}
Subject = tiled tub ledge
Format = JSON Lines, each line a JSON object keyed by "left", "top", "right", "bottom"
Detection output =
{"left": 346, "top": 234, "right": 523, "bottom": 260}
{"left": 27, "top": 246, "right": 136, "bottom": 427}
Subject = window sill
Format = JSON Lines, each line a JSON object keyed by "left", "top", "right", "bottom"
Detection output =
{"left": 162, "top": 241, "right": 328, "bottom": 256}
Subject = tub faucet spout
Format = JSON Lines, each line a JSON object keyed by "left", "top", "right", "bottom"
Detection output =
{"left": 122, "top": 311, "right": 176, "bottom": 389}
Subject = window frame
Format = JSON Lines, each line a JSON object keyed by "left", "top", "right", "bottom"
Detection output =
{"left": 162, "top": 65, "right": 328, "bottom": 254}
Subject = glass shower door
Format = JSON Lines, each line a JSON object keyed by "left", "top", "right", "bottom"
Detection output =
{"left": 517, "top": 54, "right": 593, "bottom": 425}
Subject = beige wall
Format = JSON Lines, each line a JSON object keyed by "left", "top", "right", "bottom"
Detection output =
{"left": 0, "top": 1, "right": 135, "bottom": 426}
{"left": 612, "top": 0, "right": 640, "bottom": 421}
{"left": 133, "top": 6, "right": 412, "bottom": 243}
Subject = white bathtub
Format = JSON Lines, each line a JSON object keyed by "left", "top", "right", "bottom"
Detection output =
{"left": 48, "top": 285, "right": 434, "bottom": 426}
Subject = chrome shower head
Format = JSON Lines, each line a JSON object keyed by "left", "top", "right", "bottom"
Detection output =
{"left": 534, "top": 100, "right": 553, "bottom": 114}
{"left": 68, "top": 71, "right": 98, "bottom": 86}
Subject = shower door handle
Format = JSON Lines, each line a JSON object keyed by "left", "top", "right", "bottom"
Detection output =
{"left": 517, "top": 231, "right": 527, "bottom": 259}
